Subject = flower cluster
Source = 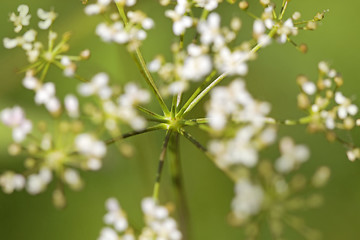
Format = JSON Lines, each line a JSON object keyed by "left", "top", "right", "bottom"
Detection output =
{"left": 0, "top": 106, "right": 32, "bottom": 142}
{"left": 4, "top": 5, "right": 89, "bottom": 81}
{"left": 207, "top": 79, "right": 276, "bottom": 169}
{"left": 0, "top": 101, "right": 106, "bottom": 208}
{"left": 98, "top": 197, "right": 182, "bottom": 240}
{"left": 149, "top": 12, "right": 245, "bottom": 96}
{"left": 98, "top": 198, "right": 135, "bottom": 240}
{"left": 0, "top": 1, "right": 351, "bottom": 240}
{"left": 85, "top": 0, "right": 154, "bottom": 51}
{"left": 297, "top": 62, "right": 358, "bottom": 131}
{"left": 228, "top": 138, "right": 330, "bottom": 240}
{"left": 78, "top": 72, "right": 151, "bottom": 131}
{"left": 295, "top": 62, "right": 360, "bottom": 161}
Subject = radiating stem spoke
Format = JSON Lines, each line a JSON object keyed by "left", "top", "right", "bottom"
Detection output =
{"left": 105, "top": 124, "right": 166, "bottom": 145}
{"left": 179, "top": 129, "right": 237, "bottom": 182}
{"left": 116, "top": 3, "right": 169, "bottom": 115}
{"left": 152, "top": 130, "right": 172, "bottom": 201}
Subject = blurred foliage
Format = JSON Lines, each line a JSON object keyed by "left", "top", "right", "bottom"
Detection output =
{"left": 1, "top": 0, "right": 360, "bottom": 239}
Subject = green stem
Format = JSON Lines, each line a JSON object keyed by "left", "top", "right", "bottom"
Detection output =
{"left": 105, "top": 124, "right": 166, "bottom": 145}
{"left": 18, "top": 60, "right": 44, "bottom": 73}
{"left": 135, "top": 48, "right": 170, "bottom": 115}
{"left": 244, "top": 10, "right": 260, "bottom": 20}
{"left": 179, "top": 129, "right": 237, "bottom": 182}
{"left": 182, "top": 72, "right": 228, "bottom": 116}
{"left": 152, "top": 130, "right": 172, "bottom": 201}
{"left": 52, "top": 61, "right": 89, "bottom": 82}
{"left": 177, "top": 70, "right": 217, "bottom": 118}
{"left": 200, "top": 9, "right": 209, "bottom": 21}
{"left": 179, "top": 26, "right": 278, "bottom": 118}
{"left": 137, "top": 105, "right": 165, "bottom": 120}
{"left": 168, "top": 133, "right": 191, "bottom": 240}
{"left": 40, "top": 62, "right": 51, "bottom": 82}
{"left": 279, "top": 0, "right": 289, "bottom": 20}
{"left": 116, "top": 3, "right": 169, "bottom": 116}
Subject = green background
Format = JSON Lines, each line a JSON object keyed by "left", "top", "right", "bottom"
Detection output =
{"left": 1, "top": 0, "right": 360, "bottom": 239}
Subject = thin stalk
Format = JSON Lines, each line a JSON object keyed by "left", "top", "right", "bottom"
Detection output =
{"left": 279, "top": 0, "right": 289, "bottom": 20}
{"left": 116, "top": 3, "right": 169, "bottom": 115}
{"left": 177, "top": 70, "right": 217, "bottom": 117}
{"left": 183, "top": 118, "right": 209, "bottom": 126}
{"left": 135, "top": 48, "right": 170, "bottom": 115}
{"left": 52, "top": 60, "right": 89, "bottom": 82}
{"left": 17, "top": 60, "right": 44, "bottom": 73}
{"left": 168, "top": 133, "right": 191, "bottom": 240}
{"left": 180, "top": 27, "right": 278, "bottom": 118}
{"left": 171, "top": 94, "right": 178, "bottom": 119}
{"left": 250, "top": 26, "right": 278, "bottom": 54}
{"left": 105, "top": 124, "right": 166, "bottom": 145}
{"left": 137, "top": 105, "right": 165, "bottom": 120}
{"left": 179, "top": 129, "right": 237, "bottom": 182}
{"left": 182, "top": 72, "right": 228, "bottom": 116}
{"left": 200, "top": 9, "right": 209, "bottom": 21}
{"left": 243, "top": 10, "right": 260, "bottom": 20}
{"left": 183, "top": 115, "right": 313, "bottom": 127}
{"left": 146, "top": 118, "right": 169, "bottom": 124}
{"left": 40, "top": 62, "right": 51, "bottom": 82}
{"left": 152, "top": 131, "right": 172, "bottom": 201}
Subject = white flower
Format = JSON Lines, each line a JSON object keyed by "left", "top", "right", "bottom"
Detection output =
{"left": 75, "top": 134, "right": 106, "bottom": 170}
{"left": 64, "top": 169, "right": 83, "bottom": 190}
{"left": 232, "top": 179, "right": 264, "bottom": 221}
{"left": 168, "top": 80, "right": 188, "bottom": 95}
{"left": 23, "top": 71, "right": 40, "bottom": 90}
{"left": 85, "top": 0, "right": 111, "bottom": 15}
{"left": 64, "top": 94, "right": 79, "bottom": 118}
{"left": 10, "top": 4, "right": 31, "bottom": 33}
{"left": 1, "top": 106, "right": 32, "bottom": 142}
{"left": 78, "top": 72, "right": 113, "bottom": 99}
{"left": 96, "top": 22, "right": 128, "bottom": 43}
{"left": 180, "top": 44, "right": 212, "bottom": 81}
{"left": 61, "top": 56, "right": 76, "bottom": 77}
{"left": 26, "top": 168, "right": 52, "bottom": 195}
{"left": 197, "top": 13, "right": 225, "bottom": 49}
{"left": 253, "top": 20, "right": 265, "bottom": 36}
{"left": 275, "top": 137, "right": 310, "bottom": 173}
{"left": 37, "top": 8, "right": 57, "bottom": 30}
{"left": 98, "top": 227, "right": 119, "bottom": 240}
{"left": 165, "top": 9, "right": 193, "bottom": 36}
{"left": 148, "top": 57, "right": 162, "bottom": 72}
{"left": 302, "top": 81, "right": 317, "bottom": 95}
{"left": 215, "top": 47, "right": 248, "bottom": 76}
{"left": 194, "top": 0, "right": 219, "bottom": 11}
{"left": 335, "top": 92, "right": 358, "bottom": 119}
{"left": 210, "top": 127, "right": 259, "bottom": 168}
{"left": 318, "top": 61, "right": 330, "bottom": 74}
{"left": 35, "top": 82, "right": 61, "bottom": 113}
{"left": 127, "top": 11, "right": 154, "bottom": 30}
{"left": 0, "top": 171, "right": 25, "bottom": 194}
{"left": 140, "top": 197, "right": 182, "bottom": 240}
{"left": 277, "top": 18, "right": 297, "bottom": 44}
{"left": 114, "top": 0, "right": 137, "bottom": 7}
{"left": 3, "top": 29, "right": 37, "bottom": 50}
{"left": 118, "top": 83, "right": 151, "bottom": 106}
